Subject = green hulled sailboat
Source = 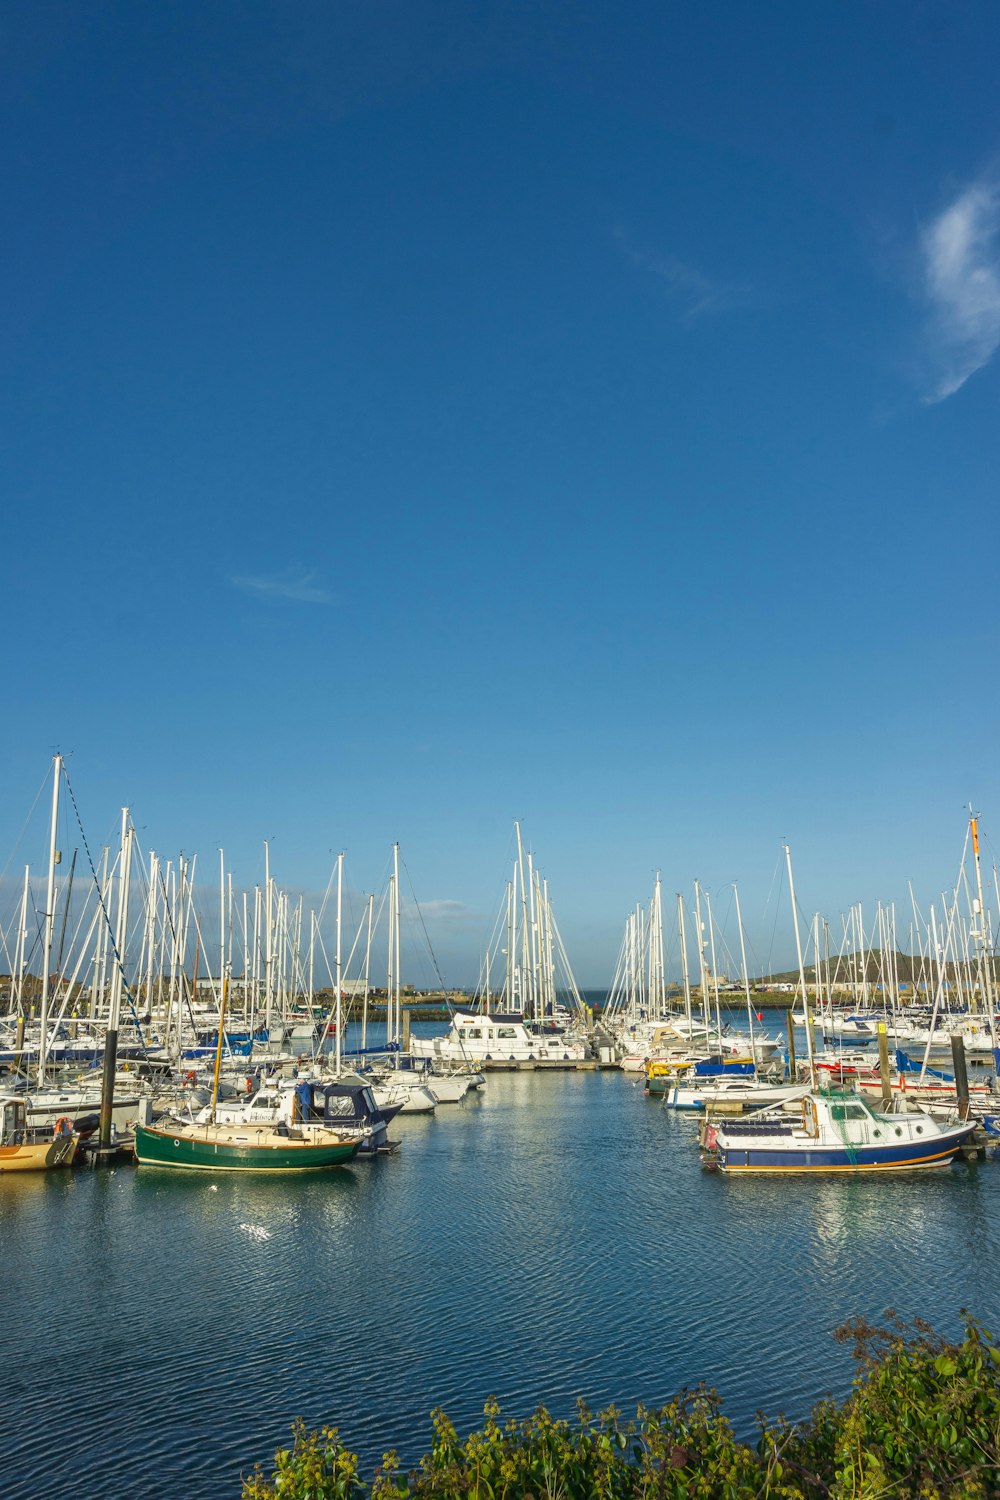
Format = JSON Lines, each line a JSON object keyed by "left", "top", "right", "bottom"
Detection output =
{"left": 133, "top": 973, "right": 363, "bottom": 1172}
{"left": 133, "top": 1117, "right": 362, "bottom": 1171}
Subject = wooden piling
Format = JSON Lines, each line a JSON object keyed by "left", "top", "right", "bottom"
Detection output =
{"left": 98, "top": 1027, "right": 119, "bottom": 1149}
{"left": 877, "top": 1023, "right": 892, "bottom": 1105}
{"left": 950, "top": 1034, "right": 970, "bottom": 1121}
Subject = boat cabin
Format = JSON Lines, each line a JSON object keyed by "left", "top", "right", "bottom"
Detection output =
{"left": 0, "top": 1097, "right": 27, "bottom": 1146}
{"left": 306, "top": 1081, "right": 399, "bottom": 1153}
{"left": 412, "top": 1010, "right": 586, "bottom": 1063}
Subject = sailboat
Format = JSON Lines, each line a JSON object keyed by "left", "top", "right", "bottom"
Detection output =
{"left": 134, "top": 978, "right": 364, "bottom": 1172}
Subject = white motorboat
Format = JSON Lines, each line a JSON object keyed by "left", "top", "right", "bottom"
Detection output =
{"left": 410, "top": 1010, "right": 587, "bottom": 1066}
{"left": 665, "top": 1077, "right": 807, "bottom": 1111}
{"left": 367, "top": 1076, "right": 438, "bottom": 1114}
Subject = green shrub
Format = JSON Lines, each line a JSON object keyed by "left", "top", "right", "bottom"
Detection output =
{"left": 244, "top": 1314, "right": 1000, "bottom": 1499}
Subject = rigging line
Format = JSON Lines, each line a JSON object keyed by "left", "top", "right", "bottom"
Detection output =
{"left": 400, "top": 854, "right": 448, "bottom": 993}
{"left": 763, "top": 852, "right": 786, "bottom": 978}
{"left": 760, "top": 851, "right": 782, "bottom": 926}
{"left": 0, "top": 766, "right": 50, "bottom": 887}
{"left": 61, "top": 767, "right": 151, "bottom": 1059}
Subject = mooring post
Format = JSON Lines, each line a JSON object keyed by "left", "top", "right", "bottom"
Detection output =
{"left": 950, "top": 1033, "right": 970, "bottom": 1120}
{"left": 877, "top": 1022, "right": 892, "bottom": 1105}
{"left": 98, "top": 1027, "right": 119, "bottom": 1150}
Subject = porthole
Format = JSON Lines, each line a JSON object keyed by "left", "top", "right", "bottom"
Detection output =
{"left": 916, "top": 1126, "right": 923, "bottom": 1135}
{"left": 895, "top": 1127, "right": 902, "bottom": 1137}
{"left": 873, "top": 1130, "right": 881, "bottom": 1138}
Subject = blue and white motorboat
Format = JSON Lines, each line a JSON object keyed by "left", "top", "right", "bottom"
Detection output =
{"left": 705, "top": 1090, "right": 975, "bottom": 1172}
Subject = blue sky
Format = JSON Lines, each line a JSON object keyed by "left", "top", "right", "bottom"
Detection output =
{"left": 3, "top": 1, "right": 1000, "bottom": 986}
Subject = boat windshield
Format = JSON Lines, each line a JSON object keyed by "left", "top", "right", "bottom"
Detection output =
{"left": 829, "top": 1103, "right": 869, "bottom": 1122}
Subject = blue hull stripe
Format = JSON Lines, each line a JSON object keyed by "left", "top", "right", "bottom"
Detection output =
{"left": 720, "top": 1135, "right": 969, "bottom": 1172}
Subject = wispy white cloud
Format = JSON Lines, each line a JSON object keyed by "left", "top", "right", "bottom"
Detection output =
{"left": 615, "top": 229, "right": 752, "bottom": 321}
{"left": 920, "top": 178, "right": 1000, "bottom": 402}
{"left": 403, "top": 898, "right": 477, "bottom": 928}
{"left": 230, "top": 567, "right": 334, "bottom": 605}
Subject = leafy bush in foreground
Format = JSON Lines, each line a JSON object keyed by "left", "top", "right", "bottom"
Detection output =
{"left": 242, "top": 1313, "right": 1000, "bottom": 1499}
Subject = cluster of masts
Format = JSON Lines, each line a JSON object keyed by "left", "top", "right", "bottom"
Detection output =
{"left": 605, "top": 824, "right": 1000, "bottom": 1051}
{"left": 605, "top": 872, "right": 757, "bottom": 1045}
{"left": 2, "top": 757, "right": 423, "bottom": 1083}
{"left": 474, "top": 821, "right": 585, "bottom": 1021}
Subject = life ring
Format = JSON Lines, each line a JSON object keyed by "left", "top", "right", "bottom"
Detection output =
{"left": 53, "top": 1116, "right": 73, "bottom": 1137}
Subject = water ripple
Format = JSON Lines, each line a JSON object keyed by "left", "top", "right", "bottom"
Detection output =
{"left": 2, "top": 1070, "right": 998, "bottom": 1499}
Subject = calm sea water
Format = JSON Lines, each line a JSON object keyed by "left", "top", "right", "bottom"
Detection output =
{"left": 3, "top": 1017, "right": 999, "bottom": 1500}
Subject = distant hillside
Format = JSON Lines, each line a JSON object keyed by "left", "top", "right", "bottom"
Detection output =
{"left": 760, "top": 950, "right": 997, "bottom": 988}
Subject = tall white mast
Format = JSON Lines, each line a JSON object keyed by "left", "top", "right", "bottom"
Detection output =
{"left": 393, "top": 841, "right": 401, "bottom": 1044}
{"left": 99, "top": 810, "right": 133, "bottom": 1148}
{"left": 36, "top": 752, "right": 62, "bottom": 1085}
{"left": 264, "top": 841, "right": 273, "bottom": 1038}
{"left": 527, "top": 852, "right": 538, "bottom": 1020}
{"left": 970, "top": 814, "right": 998, "bottom": 1050}
{"left": 704, "top": 889, "right": 722, "bottom": 1040}
{"left": 143, "top": 851, "right": 159, "bottom": 1007}
{"left": 386, "top": 870, "right": 395, "bottom": 1046}
{"left": 505, "top": 872, "right": 514, "bottom": 1011}
{"left": 335, "top": 851, "right": 344, "bottom": 1073}
{"left": 242, "top": 889, "right": 249, "bottom": 1012}
{"left": 107, "top": 810, "right": 133, "bottom": 1033}
{"left": 733, "top": 882, "right": 757, "bottom": 1061}
{"left": 13, "top": 865, "right": 30, "bottom": 1016}
{"left": 693, "top": 879, "right": 709, "bottom": 1026}
{"left": 362, "top": 892, "right": 374, "bottom": 1050}
{"left": 677, "top": 892, "right": 692, "bottom": 1030}
{"left": 784, "top": 843, "right": 815, "bottom": 1087}
{"left": 218, "top": 847, "right": 225, "bottom": 1001}
{"left": 515, "top": 822, "right": 531, "bottom": 1019}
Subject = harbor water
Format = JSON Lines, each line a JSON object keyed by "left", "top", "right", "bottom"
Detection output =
{"left": 4, "top": 1030, "right": 999, "bottom": 1499}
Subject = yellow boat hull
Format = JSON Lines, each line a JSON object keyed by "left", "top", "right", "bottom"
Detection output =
{"left": 0, "top": 1135, "right": 78, "bottom": 1173}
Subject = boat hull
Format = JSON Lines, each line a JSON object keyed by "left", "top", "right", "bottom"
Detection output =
{"left": 716, "top": 1124, "right": 974, "bottom": 1173}
{"left": 134, "top": 1124, "right": 359, "bottom": 1172}
{"left": 0, "top": 1134, "right": 78, "bottom": 1172}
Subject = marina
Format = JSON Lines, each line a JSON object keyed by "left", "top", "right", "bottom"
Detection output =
{"left": 4, "top": 789, "right": 999, "bottom": 1497}
{"left": 5, "top": 3, "right": 1000, "bottom": 1492}
{"left": 3, "top": 1044, "right": 998, "bottom": 1500}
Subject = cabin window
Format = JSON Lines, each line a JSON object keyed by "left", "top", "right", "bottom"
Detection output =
{"left": 497, "top": 1027, "right": 517, "bottom": 1039}
{"left": 467, "top": 1028, "right": 482, "bottom": 1040}
{"left": 830, "top": 1104, "right": 867, "bottom": 1122}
